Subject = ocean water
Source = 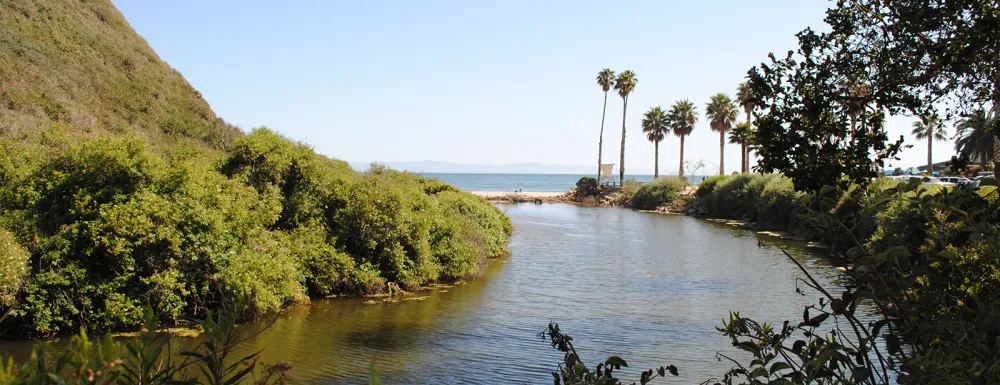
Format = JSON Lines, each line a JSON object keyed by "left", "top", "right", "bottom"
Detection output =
{"left": 421, "top": 173, "right": 713, "bottom": 192}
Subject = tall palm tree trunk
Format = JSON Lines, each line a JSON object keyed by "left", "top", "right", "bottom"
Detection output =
{"left": 994, "top": 103, "right": 1000, "bottom": 179}
{"left": 740, "top": 143, "right": 745, "bottom": 173}
{"left": 678, "top": 135, "right": 685, "bottom": 181}
{"left": 743, "top": 107, "right": 750, "bottom": 173}
{"left": 653, "top": 141, "right": 659, "bottom": 179}
{"left": 619, "top": 96, "right": 628, "bottom": 186}
{"left": 746, "top": 111, "right": 754, "bottom": 173}
{"left": 927, "top": 137, "right": 933, "bottom": 174}
{"left": 719, "top": 132, "right": 725, "bottom": 176}
{"left": 597, "top": 91, "right": 608, "bottom": 181}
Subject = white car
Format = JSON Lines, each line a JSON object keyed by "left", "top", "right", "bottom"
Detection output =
{"left": 889, "top": 175, "right": 955, "bottom": 186}
{"left": 938, "top": 176, "right": 972, "bottom": 185}
{"left": 921, "top": 176, "right": 955, "bottom": 186}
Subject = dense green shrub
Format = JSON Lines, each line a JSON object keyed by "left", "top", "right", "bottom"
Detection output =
{"left": 698, "top": 174, "right": 803, "bottom": 224}
{"left": 630, "top": 177, "right": 687, "bottom": 210}
{"left": 0, "top": 130, "right": 512, "bottom": 336}
{"left": 432, "top": 191, "right": 514, "bottom": 277}
{"left": 695, "top": 175, "right": 727, "bottom": 197}
{"left": 575, "top": 177, "right": 599, "bottom": 198}
{"left": 607, "top": 178, "right": 643, "bottom": 206}
{"left": 752, "top": 175, "right": 802, "bottom": 229}
{"left": 280, "top": 224, "right": 368, "bottom": 296}
{"left": 332, "top": 172, "right": 438, "bottom": 288}
{"left": 0, "top": 229, "right": 29, "bottom": 307}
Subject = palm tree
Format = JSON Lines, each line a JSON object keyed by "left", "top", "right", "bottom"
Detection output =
{"left": 911, "top": 115, "right": 948, "bottom": 173}
{"left": 735, "top": 82, "right": 757, "bottom": 172}
{"left": 705, "top": 93, "right": 739, "bottom": 176}
{"left": 729, "top": 122, "right": 751, "bottom": 172}
{"left": 614, "top": 70, "right": 637, "bottom": 185}
{"left": 641, "top": 106, "right": 670, "bottom": 178}
{"left": 668, "top": 100, "right": 698, "bottom": 180}
{"left": 595, "top": 69, "right": 615, "bottom": 181}
{"left": 954, "top": 108, "right": 996, "bottom": 165}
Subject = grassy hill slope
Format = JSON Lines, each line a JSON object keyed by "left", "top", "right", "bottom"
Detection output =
{"left": 0, "top": 0, "right": 238, "bottom": 148}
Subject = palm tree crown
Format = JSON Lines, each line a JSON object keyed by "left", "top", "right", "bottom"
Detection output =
{"left": 954, "top": 109, "right": 996, "bottom": 164}
{"left": 911, "top": 116, "right": 948, "bottom": 141}
{"left": 642, "top": 106, "right": 669, "bottom": 178}
{"left": 911, "top": 115, "right": 948, "bottom": 173}
{"left": 668, "top": 100, "right": 698, "bottom": 179}
{"left": 614, "top": 70, "right": 637, "bottom": 99}
{"left": 642, "top": 106, "right": 669, "bottom": 142}
{"left": 596, "top": 69, "right": 615, "bottom": 93}
{"left": 735, "top": 82, "right": 758, "bottom": 116}
{"left": 729, "top": 122, "right": 751, "bottom": 146}
{"left": 669, "top": 100, "right": 698, "bottom": 137}
{"left": 705, "top": 93, "right": 739, "bottom": 134}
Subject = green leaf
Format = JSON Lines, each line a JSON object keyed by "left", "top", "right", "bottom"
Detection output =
{"left": 604, "top": 356, "right": 628, "bottom": 368}
{"left": 852, "top": 367, "right": 872, "bottom": 381}
{"left": 769, "top": 362, "right": 792, "bottom": 375}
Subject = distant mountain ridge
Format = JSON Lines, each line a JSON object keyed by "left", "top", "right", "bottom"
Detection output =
{"left": 349, "top": 160, "right": 654, "bottom": 175}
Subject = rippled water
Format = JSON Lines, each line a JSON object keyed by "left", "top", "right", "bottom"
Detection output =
{"left": 1, "top": 204, "right": 854, "bottom": 384}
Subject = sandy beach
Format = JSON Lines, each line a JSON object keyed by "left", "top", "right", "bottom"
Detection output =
{"left": 471, "top": 191, "right": 564, "bottom": 198}
{"left": 470, "top": 191, "right": 569, "bottom": 203}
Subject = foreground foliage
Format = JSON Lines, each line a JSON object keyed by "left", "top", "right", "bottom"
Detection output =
{"left": 0, "top": 129, "right": 512, "bottom": 337}
{"left": 539, "top": 323, "right": 679, "bottom": 385}
{"left": 695, "top": 175, "right": 1000, "bottom": 384}
{"left": 0, "top": 298, "right": 293, "bottom": 385}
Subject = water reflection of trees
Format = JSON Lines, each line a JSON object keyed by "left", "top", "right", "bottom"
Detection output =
{"left": 186, "top": 259, "right": 505, "bottom": 382}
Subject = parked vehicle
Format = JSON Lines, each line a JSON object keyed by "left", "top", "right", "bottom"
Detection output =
{"left": 939, "top": 176, "right": 972, "bottom": 185}
{"left": 973, "top": 176, "right": 997, "bottom": 188}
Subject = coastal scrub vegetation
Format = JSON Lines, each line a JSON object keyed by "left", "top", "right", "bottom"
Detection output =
{"left": 0, "top": 129, "right": 512, "bottom": 337}
{"left": 629, "top": 177, "right": 687, "bottom": 211}
{"left": 0, "top": 0, "right": 512, "bottom": 339}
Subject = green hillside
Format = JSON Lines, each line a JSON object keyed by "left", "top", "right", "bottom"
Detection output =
{"left": 0, "top": 0, "right": 237, "bottom": 148}
{"left": 0, "top": 0, "right": 512, "bottom": 338}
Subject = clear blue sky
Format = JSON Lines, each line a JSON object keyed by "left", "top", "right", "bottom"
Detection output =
{"left": 114, "top": 0, "right": 934, "bottom": 174}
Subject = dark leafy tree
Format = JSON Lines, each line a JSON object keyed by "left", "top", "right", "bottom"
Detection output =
{"left": 748, "top": 0, "right": 1000, "bottom": 188}
{"left": 818, "top": 0, "right": 1000, "bottom": 177}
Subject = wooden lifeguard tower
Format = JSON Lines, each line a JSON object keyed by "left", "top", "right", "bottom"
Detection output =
{"left": 599, "top": 163, "right": 616, "bottom": 187}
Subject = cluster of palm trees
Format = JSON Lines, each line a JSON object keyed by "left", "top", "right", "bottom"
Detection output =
{"left": 595, "top": 69, "right": 636, "bottom": 185}
{"left": 595, "top": 69, "right": 759, "bottom": 182}
{"left": 910, "top": 108, "right": 997, "bottom": 173}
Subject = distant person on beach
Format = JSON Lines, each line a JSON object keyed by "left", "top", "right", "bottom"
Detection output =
{"left": 518, "top": 185, "right": 523, "bottom": 193}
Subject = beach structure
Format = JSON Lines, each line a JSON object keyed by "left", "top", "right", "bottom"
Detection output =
{"left": 600, "top": 163, "right": 616, "bottom": 186}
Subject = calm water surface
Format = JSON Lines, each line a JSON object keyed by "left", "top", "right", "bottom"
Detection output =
{"left": 1, "top": 204, "right": 854, "bottom": 384}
